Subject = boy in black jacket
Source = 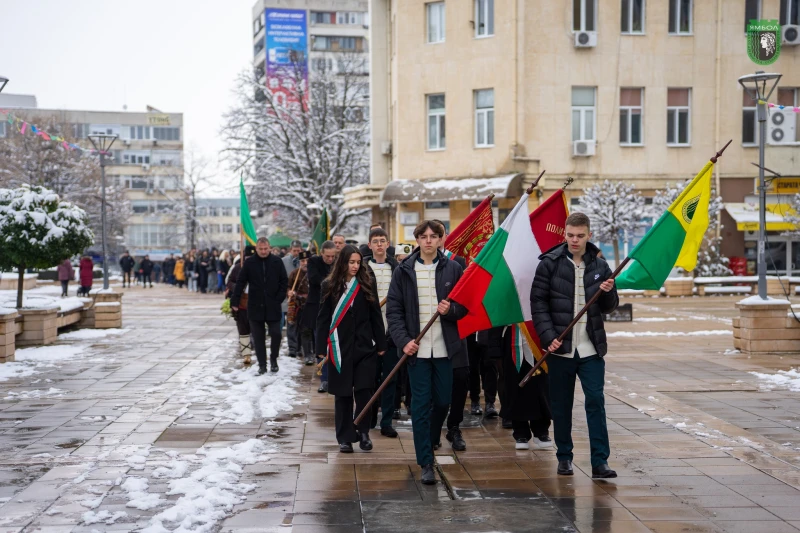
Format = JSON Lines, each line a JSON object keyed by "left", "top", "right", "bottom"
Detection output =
{"left": 531, "top": 212, "right": 619, "bottom": 479}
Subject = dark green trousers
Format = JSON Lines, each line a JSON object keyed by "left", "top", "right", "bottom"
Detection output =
{"left": 547, "top": 352, "right": 610, "bottom": 468}
{"left": 408, "top": 357, "right": 452, "bottom": 466}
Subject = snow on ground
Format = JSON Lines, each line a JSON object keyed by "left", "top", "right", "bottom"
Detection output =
{"left": 58, "top": 328, "right": 129, "bottom": 341}
{"left": 0, "top": 362, "right": 37, "bottom": 382}
{"left": 14, "top": 345, "right": 85, "bottom": 362}
{"left": 607, "top": 330, "right": 730, "bottom": 338}
{"left": 634, "top": 317, "right": 679, "bottom": 322}
{"left": 750, "top": 368, "right": 800, "bottom": 392}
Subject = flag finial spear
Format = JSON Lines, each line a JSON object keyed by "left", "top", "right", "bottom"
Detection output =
{"left": 525, "top": 170, "right": 546, "bottom": 195}
{"left": 562, "top": 177, "right": 574, "bottom": 190}
{"left": 711, "top": 139, "right": 733, "bottom": 163}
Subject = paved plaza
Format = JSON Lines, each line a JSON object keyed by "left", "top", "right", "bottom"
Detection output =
{"left": 2, "top": 287, "right": 800, "bottom": 532}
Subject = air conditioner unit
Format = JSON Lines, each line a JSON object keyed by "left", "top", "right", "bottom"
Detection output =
{"left": 574, "top": 31, "right": 597, "bottom": 48}
{"left": 123, "top": 139, "right": 131, "bottom": 146}
{"left": 380, "top": 141, "right": 392, "bottom": 155}
{"left": 142, "top": 163, "right": 150, "bottom": 170}
{"left": 767, "top": 109, "right": 796, "bottom": 145}
{"left": 783, "top": 24, "right": 800, "bottom": 45}
{"left": 573, "top": 140, "right": 596, "bottom": 157}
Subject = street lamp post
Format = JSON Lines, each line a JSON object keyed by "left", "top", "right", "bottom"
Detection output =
{"left": 87, "top": 134, "right": 119, "bottom": 290}
{"left": 738, "top": 71, "right": 782, "bottom": 300}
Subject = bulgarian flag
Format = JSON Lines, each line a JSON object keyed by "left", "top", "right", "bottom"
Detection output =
{"left": 443, "top": 195, "right": 495, "bottom": 265}
{"left": 239, "top": 178, "right": 258, "bottom": 246}
{"left": 616, "top": 161, "right": 712, "bottom": 289}
{"left": 449, "top": 189, "right": 569, "bottom": 369}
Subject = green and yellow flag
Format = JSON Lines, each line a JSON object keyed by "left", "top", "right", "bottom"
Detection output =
{"left": 239, "top": 178, "right": 258, "bottom": 246}
{"left": 310, "top": 208, "right": 329, "bottom": 253}
{"left": 616, "top": 161, "right": 713, "bottom": 290}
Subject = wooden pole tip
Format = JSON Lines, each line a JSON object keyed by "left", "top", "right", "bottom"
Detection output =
{"left": 525, "top": 170, "right": 546, "bottom": 195}
{"left": 710, "top": 139, "right": 733, "bottom": 163}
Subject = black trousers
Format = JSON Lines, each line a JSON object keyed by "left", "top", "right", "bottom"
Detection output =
{"left": 60, "top": 280, "right": 69, "bottom": 296}
{"left": 122, "top": 271, "right": 132, "bottom": 286}
{"left": 335, "top": 389, "right": 372, "bottom": 443}
{"left": 446, "top": 366, "right": 470, "bottom": 430}
{"left": 143, "top": 273, "right": 152, "bottom": 287}
{"left": 468, "top": 336, "right": 498, "bottom": 404}
{"left": 249, "top": 319, "right": 281, "bottom": 368}
{"left": 493, "top": 359, "right": 507, "bottom": 416}
{"left": 512, "top": 419, "right": 551, "bottom": 441}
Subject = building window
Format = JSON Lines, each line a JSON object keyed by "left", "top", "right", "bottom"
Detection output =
{"left": 781, "top": 0, "right": 800, "bottom": 25}
{"left": 571, "top": 87, "right": 596, "bottom": 142}
{"left": 475, "top": 89, "right": 495, "bottom": 147}
{"left": 73, "top": 123, "right": 89, "bottom": 139}
{"left": 475, "top": 0, "right": 494, "bottom": 37}
{"left": 154, "top": 150, "right": 181, "bottom": 166}
{"left": 311, "top": 11, "right": 335, "bottom": 24}
{"left": 311, "top": 36, "right": 363, "bottom": 52}
{"left": 311, "top": 58, "right": 333, "bottom": 73}
{"left": 123, "top": 152, "right": 151, "bottom": 165}
{"left": 668, "top": 0, "right": 692, "bottom": 34}
{"left": 745, "top": 0, "right": 761, "bottom": 32}
{"left": 742, "top": 91, "right": 757, "bottom": 145}
{"left": 620, "top": 88, "right": 644, "bottom": 145}
{"left": 129, "top": 125, "right": 151, "bottom": 140}
{"left": 427, "top": 2, "right": 446, "bottom": 43}
{"left": 196, "top": 207, "right": 207, "bottom": 217}
{"left": 427, "top": 94, "right": 446, "bottom": 150}
{"left": 254, "top": 39, "right": 265, "bottom": 56}
{"left": 153, "top": 127, "right": 180, "bottom": 141}
{"left": 777, "top": 88, "right": 799, "bottom": 142}
{"left": 253, "top": 12, "right": 264, "bottom": 36}
{"left": 573, "top": 0, "right": 597, "bottom": 32}
{"left": 621, "top": 0, "right": 645, "bottom": 34}
{"left": 337, "top": 12, "right": 363, "bottom": 25}
{"left": 222, "top": 207, "right": 233, "bottom": 217}
{"left": 667, "top": 88, "right": 691, "bottom": 146}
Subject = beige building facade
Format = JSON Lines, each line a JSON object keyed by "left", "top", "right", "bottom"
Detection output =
{"left": 346, "top": 0, "right": 800, "bottom": 268}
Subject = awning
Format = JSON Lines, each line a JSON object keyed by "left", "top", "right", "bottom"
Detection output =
{"left": 724, "top": 202, "right": 797, "bottom": 232}
{"left": 380, "top": 173, "right": 524, "bottom": 205}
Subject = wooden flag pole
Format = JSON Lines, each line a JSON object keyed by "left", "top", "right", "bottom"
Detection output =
{"left": 519, "top": 256, "right": 631, "bottom": 388}
{"left": 352, "top": 170, "right": 547, "bottom": 425}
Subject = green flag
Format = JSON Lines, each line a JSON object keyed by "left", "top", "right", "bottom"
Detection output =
{"left": 310, "top": 208, "right": 329, "bottom": 252}
{"left": 239, "top": 179, "right": 258, "bottom": 246}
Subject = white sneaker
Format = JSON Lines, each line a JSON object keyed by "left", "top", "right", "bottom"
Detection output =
{"left": 515, "top": 439, "right": 530, "bottom": 450}
{"left": 532, "top": 436, "right": 553, "bottom": 448}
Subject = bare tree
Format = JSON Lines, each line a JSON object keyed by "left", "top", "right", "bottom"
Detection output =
{"left": 221, "top": 52, "right": 370, "bottom": 235}
{"left": 579, "top": 181, "right": 646, "bottom": 267}
{"left": 0, "top": 114, "right": 130, "bottom": 255}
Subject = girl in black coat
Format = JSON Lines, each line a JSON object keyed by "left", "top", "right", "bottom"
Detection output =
{"left": 316, "top": 245, "right": 387, "bottom": 453}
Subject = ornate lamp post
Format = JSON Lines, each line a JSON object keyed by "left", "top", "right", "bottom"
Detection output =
{"left": 87, "top": 134, "right": 119, "bottom": 290}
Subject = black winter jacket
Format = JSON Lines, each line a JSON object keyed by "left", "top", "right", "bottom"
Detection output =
{"left": 140, "top": 259, "right": 154, "bottom": 275}
{"left": 231, "top": 254, "right": 288, "bottom": 322}
{"left": 119, "top": 256, "right": 135, "bottom": 272}
{"left": 386, "top": 250, "right": 468, "bottom": 367}
{"left": 530, "top": 242, "right": 619, "bottom": 357}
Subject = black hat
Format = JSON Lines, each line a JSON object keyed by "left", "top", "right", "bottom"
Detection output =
{"left": 298, "top": 250, "right": 312, "bottom": 260}
{"left": 244, "top": 245, "right": 256, "bottom": 257}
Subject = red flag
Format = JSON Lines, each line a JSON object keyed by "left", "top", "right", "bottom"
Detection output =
{"left": 443, "top": 195, "right": 494, "bottom": 265}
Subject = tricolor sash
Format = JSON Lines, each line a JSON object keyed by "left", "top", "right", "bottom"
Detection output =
{"left": 443, "top": 249, "right": 455, "bottom": 260}
{"left": 327, "top": 279, "right": 361, "bottom": 373}
{"left": 510, "top": 322, "right": 548, "bottom": 374}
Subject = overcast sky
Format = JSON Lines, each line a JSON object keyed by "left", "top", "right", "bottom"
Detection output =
{"left": 0, "top": 0, "right": 256, "bottom": 196}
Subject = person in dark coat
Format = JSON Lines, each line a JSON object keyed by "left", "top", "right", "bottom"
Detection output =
{"left": 386, "top": 220, "right": 467, "bottom": 486}
{"left": 57, "top": 258, "right": 75, "bottom": 297}
{"left": 489, "top": 325, "right": 552, "bottom": 449}
{"left": 140, "top": 255, "right": 154, "bottom": 288}
{"left": 119, "top": 251, "right": 135, "bottom": 288}
{"left": 287, "top": 251, "right": 313, "bottom": 365}
{"left": 231, "top": 237, "right": 289, "bottom": 375}
{"left": 531, "top": 212, "right": 619, "bottom": 479}
{"left": 306, "top": 240, "right": 336, "bottom": 392}
{"left": 163, "top": 254, "right": 176, "bottom": 285}
{"left": 78, "top": 256, "right": 93, "bottom": 297}
{"left": 197, "top": 251, "right": 210, "bottom": 293}
{"left": 282, "top": 241, "right": 302, "bottom": 358}
{"left": 363, "top": 228, "right": 400, "bottom": 437}
{"left": 226, "top": 246, "right": 256, "bottom": 365}
{"left": 316, "top": 245, "right": 387, "bottom": 453}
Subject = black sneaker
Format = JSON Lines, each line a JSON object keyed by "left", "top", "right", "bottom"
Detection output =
{"left": 317, "top": 381, "right": 328, "bottom": 393}
{"left": 532, "top": 434, "right": 553, "bottom": 449}
{"left": 515, "top": 438, "right": 530, "bottom": 450}
{"left": 445, "top": 427, "right": 467, "bottom": 451}
{"left": 380, "top": 426, "right": 398, "bottom": 438}
{"left": 470, "top": 402, "right": 482, "bottom": 415}
{"left": 270, "top": 361, "right": 279, "bottom": 373}
{"left": 484, "top": 402, "right": 498, "bottom": 419}
{"left": 421, "top": 464, "right": 436, "bottom": 485}
{"left": 502, "top": 418, "right": 513, "bottom": 429}
{"left": 257, "top": 366, "right": 267, "bottom": 375}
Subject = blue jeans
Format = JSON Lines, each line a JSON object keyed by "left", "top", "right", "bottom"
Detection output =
{"left": 408, "top": 357, "right": 452, "bottom": 466}
{"left": 547, "top": 352, "right": 610, "bottom": 467}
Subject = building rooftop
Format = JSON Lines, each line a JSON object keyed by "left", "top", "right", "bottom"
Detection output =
{"left": 0, "top": 93, "right": 38, "bottom": 109}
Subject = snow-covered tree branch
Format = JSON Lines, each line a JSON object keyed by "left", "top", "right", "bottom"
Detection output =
{"left": 579, "top": 181, "right": 646, "bottom": 266}
{"left": 221, "top": 53, "right": 370, "bottom": 236}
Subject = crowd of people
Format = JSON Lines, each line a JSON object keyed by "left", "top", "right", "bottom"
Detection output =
{"left": 118, "top": 249, "right": 250, "bottom": 293}
{"left": 223, "top": 213, "right": 620, "bottom": 486}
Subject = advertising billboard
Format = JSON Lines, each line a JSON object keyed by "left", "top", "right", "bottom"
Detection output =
{"left": 264, "top": 8, "right": 309, "bottom": 108}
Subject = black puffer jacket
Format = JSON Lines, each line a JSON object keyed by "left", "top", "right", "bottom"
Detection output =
{"left": 530, "top": 242, "right": 618, "bottom": 357}
{"left": 386, "top": 250, "right": 468, "bottom": 368}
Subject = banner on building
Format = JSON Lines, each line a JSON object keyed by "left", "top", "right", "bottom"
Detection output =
{"left": 265, "top": 8, "right": 309, "bottom": 108}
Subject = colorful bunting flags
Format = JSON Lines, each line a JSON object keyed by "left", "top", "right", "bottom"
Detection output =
{"left": 0, "top": 109, "right": 107, "bottom": 155}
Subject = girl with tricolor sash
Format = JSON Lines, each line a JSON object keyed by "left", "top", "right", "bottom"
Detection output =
{"left": 316, "top": 245, "right": 387, "bottom": 453}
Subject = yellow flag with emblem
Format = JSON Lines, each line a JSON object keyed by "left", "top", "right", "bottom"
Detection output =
{"left": 616, "top": 161, "right": 712, "bottom": 290}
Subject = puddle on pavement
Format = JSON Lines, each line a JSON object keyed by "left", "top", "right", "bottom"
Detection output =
{"left": 55, "top": 438, "right": 85, "bottom": 449}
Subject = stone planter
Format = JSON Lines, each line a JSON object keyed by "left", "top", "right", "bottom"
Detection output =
{"left": 734, "top": 297, "right": 800, "bottom": 354}
{"left": 0, "top": 274, "right": 38, "bottom": 291}
{"left": 664, "top": 278, "right": 694, "bottom": 297}
{"left": 80, "top": 290, "right": 123, "bottom": 329}
{"left": 0, "top": 309, "right": 18, "bottom": 362}
{"left": 16, "top": 307, "right": 58, "bottom": 347}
